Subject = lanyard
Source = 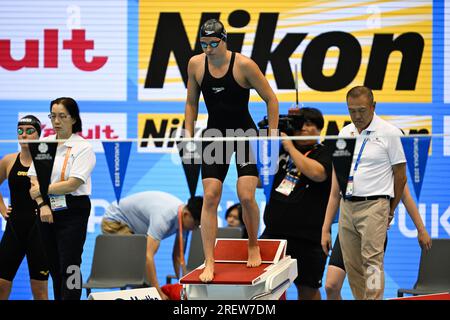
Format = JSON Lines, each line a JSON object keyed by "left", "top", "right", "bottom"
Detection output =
{"left": 60, "top": 147, "right": 72, "bottom": 182}
{"left": 352, "top": 131, "right": 371, "bottom": 173}
{"left": 177, "top": 205, "right": 186, "bottom": 273}
{"left": 287, "top": 149, "right": 313, "bottom": 174}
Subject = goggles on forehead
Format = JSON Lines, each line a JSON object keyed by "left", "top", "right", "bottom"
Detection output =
{"left": 17, "top": 128, "right": 37, "bottom": 135}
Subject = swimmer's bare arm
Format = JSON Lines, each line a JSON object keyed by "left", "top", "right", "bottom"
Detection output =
{"left": 321, "top": 167, "right": 340, "bottom": 256}
{"left": 402, "top": 184, "right": 432, "bottom": 251}
{"left": 240, "top": 56, "right": 279, "bottom": 135}
{"left": 184, "top": 56, "right": 202, "bottom": 138}
{"left": 0, "top": 154, "right": 14, "bottom": 219}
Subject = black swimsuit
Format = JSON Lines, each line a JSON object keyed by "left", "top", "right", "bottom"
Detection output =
{"left": 0, "top": 154, "right": 49, "bottom": 281}
{"left": 200, "top": 52, "right": 259, "bottom": 182}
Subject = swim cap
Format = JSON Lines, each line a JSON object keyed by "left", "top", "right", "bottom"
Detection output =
{"left": 18, "top": 115, "right": 41, "bottom": 136}
{"left": 199, "top": 19, "right": 227, "bottom": 41}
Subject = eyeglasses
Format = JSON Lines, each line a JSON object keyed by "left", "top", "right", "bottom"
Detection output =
{"left": 17, "top": 128, "right": 36, "bottom": 135}
{"left": 200, "top": 40, "right": 222, "bottom": 49}
{"left": 48, "top": 113, "right": 70, "bottom": 120}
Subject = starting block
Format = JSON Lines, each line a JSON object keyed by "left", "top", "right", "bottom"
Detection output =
{"left": 180, "top": 239, "right": 297, "bottom": 300}
{"left": 390, "top": 293, "right": 450, "bottom": 300}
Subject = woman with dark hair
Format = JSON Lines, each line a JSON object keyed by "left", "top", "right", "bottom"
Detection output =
{"left": 28, "top": 97, "right": 96, "bottom": 300}
{"left": 225, "top": 203, "right": 247, "bottom": 238}
{"left": 0, "top": 115, "right": 49, "bottom": 300}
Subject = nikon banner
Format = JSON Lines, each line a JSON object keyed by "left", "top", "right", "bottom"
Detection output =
{"left": 137, "top": 113, "right": 208, "bottom": 153}
{"left": 139, "top": 0, "right": 431, "bottom": 102}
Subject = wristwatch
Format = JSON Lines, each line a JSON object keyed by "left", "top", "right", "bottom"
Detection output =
{"left": 37, "top": 202, "right": 47, "bottom": 209}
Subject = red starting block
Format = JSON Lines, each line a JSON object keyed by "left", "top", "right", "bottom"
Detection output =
{"left": 390, "top": 293, "right": 450, "bottom": 300}
{"left": 180, "top": 239, "right": 297, "bottom": 300}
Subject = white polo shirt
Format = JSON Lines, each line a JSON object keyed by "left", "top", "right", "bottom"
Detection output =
{"left": 339, "top": 114, "right": 406, "bottom": 197}
{"left": 28, "top": 134, "right": 96, "bottom": 196}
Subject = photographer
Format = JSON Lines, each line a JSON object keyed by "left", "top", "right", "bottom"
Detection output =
{"left": 260, "top": 107, "right": 332, "bottom": 300}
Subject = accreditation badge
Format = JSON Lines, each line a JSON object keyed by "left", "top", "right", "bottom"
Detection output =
{"left": 275, "top": 173, "right": 299, "bottom": 196}
{"left": 345, "top": 176, "right": 354, "bottom": 198}
{"left": 49, "top": 194, "right": 68, "bottom": 211}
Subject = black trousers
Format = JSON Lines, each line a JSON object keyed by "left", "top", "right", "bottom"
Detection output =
{"left": 38, "top": 195, "right": 90, "bottom": 300}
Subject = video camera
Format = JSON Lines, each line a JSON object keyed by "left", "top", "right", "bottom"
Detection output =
{"left": 257, "top": 114, "right": 305, "bottom": 136}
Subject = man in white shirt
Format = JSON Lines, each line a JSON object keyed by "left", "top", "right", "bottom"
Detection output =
{"left": 327, "top": 86, "right": 406, "bottom": 300}
{"left": 101, "top": 191, "right": 203, "bottom": 300}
